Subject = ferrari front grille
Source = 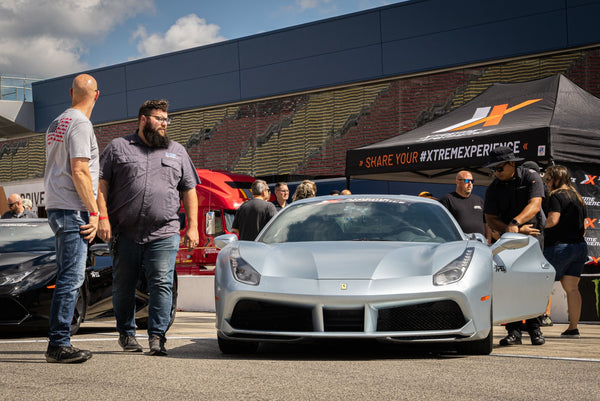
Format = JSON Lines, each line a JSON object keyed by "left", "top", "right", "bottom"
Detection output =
{"left": 230, "top": 300, "right": 313, "bottom": 331}
{"left": 376, "top": 300, "right": 466, "bottom": 331}
{"left": 323, "top": 308, "right": 364, "bottom": 332}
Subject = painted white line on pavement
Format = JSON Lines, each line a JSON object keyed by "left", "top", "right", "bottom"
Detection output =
{"left": 0, "top": 336, "right": 217, "bottom": 345}
{"left": 492, "top": 353, "right": 600, "bottom": 363}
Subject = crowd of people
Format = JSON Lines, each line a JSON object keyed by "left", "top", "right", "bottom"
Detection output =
{"left": 12, "top": 73, "right": 583, "bottom": 363}
{"left": 414, "top": 146, "right": 587, "bottom": 346}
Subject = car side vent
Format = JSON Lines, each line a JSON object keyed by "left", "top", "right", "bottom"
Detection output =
{"left": 0, "top": 297, "right": 29, "bottom": 323}
{"left": 377, "top": 300, "right": 465, "bottom": 331}
{"left": 230, "top": 300, "right": 313, "bottom": 332}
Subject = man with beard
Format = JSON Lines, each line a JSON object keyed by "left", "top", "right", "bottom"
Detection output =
{"left": 97, "top": 99, "right": 200, "bottom": 356}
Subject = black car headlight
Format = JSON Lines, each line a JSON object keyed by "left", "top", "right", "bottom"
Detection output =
{"left": 433, "top": 247, "right": 474, "bottom": 286}
{"left": 229, "top": 248, "right": 261, "bottom": 286}
{"left": 0, "top": 264, "right": 57, "bottom": 294}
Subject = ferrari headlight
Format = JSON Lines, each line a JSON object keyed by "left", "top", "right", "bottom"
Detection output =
{"left": 229, "top": 248, "right": 260, "bottom": 285}
{"left": 433, "top": 247, "right": 474, "bottom": 286}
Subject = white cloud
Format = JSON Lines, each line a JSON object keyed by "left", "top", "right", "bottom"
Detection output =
{"left": 0, "top": 0, "right": 153, "bottom": 78}
{"left": 133, "top": 14, "right": 226, "bottom": 58}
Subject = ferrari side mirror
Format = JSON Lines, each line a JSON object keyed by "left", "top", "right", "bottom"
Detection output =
{"left": 492, "top": 233, "right": 530, "bottom": 256}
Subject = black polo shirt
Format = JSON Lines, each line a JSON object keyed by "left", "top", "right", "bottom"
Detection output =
{"left": 484, "top": 166, "right": 545, "bottom": 229}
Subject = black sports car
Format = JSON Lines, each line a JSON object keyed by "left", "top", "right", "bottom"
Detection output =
{"left": 0, "top": 219, "right": 177, "bottom": 334}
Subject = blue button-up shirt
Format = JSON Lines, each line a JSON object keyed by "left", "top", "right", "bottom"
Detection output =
{"left": 99, "top": 131, "right": 200, "bottom": 243}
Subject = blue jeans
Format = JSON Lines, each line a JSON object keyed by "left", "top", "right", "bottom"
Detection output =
{"left": 543, "top": 242, "right": 588, "bottom": 280}
{"left": 112, "top": 234, "right": 179, "bottom": 338}
{"left": 47, "top": 210, "right": 88, "bottom": 347}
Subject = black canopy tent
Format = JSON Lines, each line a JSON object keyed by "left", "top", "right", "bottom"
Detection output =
{"left": 345, "top": 74, "right": 600, "bottom": 185}
{"left": 345, "top": 75, "right": 600, "bottom": 321}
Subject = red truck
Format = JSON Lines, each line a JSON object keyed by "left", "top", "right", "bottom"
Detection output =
{"left": 176, "top": 169, "right": 256, "bottom": 275}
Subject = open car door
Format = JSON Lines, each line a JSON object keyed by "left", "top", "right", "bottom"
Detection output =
{"left": 491, "top": 233, "right": 555, "bottom": 324}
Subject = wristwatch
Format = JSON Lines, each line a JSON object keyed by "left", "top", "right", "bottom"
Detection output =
{"left": 509, "top": 219, "right": 520, "bottom": 226}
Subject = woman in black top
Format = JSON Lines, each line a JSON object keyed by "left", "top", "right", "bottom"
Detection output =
{"left": 543, "top": 165, "right": 588, "bottom": 338}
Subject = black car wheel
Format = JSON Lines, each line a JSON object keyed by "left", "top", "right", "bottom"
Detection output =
{"left": 456, "top": 307, "right": 493, "bottom": 355}
{"left": 70, "top": 286, "right": 86, "bottom": 335}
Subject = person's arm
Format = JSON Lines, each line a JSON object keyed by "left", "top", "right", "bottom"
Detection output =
{"left": 545, "top": 211, "right": 561, "bottom": 228}
{"left": 181, "top": 188, "right": 199, "bottom": 250}
{"left": 485, "top": 214, "right": 506, "bottom": 234}
{"left": 508, "top": 197, "right": 542, "bottom": 235}
{"left": 484, "top": 223, "right": 493, "bottom": 244}
{"left": 96, "top": 178, "right": 111, "bottom": 242}
{"left": 71, "top": 157, "right": 99, "bottom": 242}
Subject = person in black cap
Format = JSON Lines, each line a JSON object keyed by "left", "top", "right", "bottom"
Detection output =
{"left": 483, "top": 146, "right": 547, "bottom": 346}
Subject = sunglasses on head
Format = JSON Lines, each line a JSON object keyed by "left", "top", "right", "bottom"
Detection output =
{"left": 461, "top": 179, "right": 474, "bottom": 184}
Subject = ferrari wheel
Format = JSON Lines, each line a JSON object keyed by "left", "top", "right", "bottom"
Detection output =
{"left": 217, "top": 336, "right": 259, "bottom": 354}
{"left": 457, "top": 308, "right": 493, "bottom": 355}
{"left": 70, "top": 286, "right": 86, "bottom": 335}
{"left": 457, "top": 326, "right": 493, "bottom": 355}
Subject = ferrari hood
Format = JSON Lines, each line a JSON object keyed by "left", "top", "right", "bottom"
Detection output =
{"left": 238, "top": 241, "right": 468, "bottom": 280}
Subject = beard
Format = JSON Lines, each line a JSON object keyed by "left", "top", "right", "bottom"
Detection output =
{"left": 143, "top": 121, "right": 170, "bottom": 148}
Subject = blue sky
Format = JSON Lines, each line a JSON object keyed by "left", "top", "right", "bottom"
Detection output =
{"left": 0, "top": 0, "right": 397, "bottom": 79}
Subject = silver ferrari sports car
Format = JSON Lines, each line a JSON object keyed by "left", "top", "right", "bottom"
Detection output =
{"left": 214, "top": 195, "right": 555, "bottom": 355}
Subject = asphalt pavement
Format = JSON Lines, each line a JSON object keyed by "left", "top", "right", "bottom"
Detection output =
{"left": 1, "top": 312, "right": 599, "bottom": 400}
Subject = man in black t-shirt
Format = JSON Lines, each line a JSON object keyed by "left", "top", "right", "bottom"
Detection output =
{"left": 440, "top": 170, "right": 488, "bottom": 239}
{"left": 232, "top": 180, "right": 277, "bottom": 241}
{"left": 483, "top": 146, "right": 546, "bottom": 347}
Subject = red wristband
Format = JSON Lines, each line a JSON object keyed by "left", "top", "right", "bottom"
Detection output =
{"left": 89, "top": 211, "right": 100, "bottom": 216}
{"left": 99, "top": 215, "right": 109, "bottom": 220}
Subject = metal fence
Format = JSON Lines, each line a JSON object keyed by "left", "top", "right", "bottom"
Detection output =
{"left": 0, "top": 76, "right": 41, "bottom": 101}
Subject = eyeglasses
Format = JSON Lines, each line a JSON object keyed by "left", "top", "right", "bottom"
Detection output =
{"left": 490, "top": 163, "right": 508, "bottom": 173}
{"left": 145, "top": 115, "right": 171, "bottom": 125}
{"left": 8, "top": 202, "right": 18, "bottom": 207}
{"left": 460, "top": 179, "right": 474, "bottom": 184}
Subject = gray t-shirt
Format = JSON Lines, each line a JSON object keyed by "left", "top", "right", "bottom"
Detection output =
{"left": 44, "top": 108, "right": 99, "bottom": 211}
{"left": 99, "top": 132, "right": 200, "bottom": 244}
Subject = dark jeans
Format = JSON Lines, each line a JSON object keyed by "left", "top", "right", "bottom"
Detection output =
{"left": 111, "top": 234, "right": 179, "bottom": 338}
{"left": 47, "top": 210, "right": 88, "bottom": 347}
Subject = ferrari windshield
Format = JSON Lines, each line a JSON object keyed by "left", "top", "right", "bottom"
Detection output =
{"left": 0, "top": 220, "right": 55, "bottom": 252}
{"left": 259, "top": 198, "right": 462, "bottom": 243}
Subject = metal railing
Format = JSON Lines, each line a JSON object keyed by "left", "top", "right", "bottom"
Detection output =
{"left": 0, "top": 76, "right": 41, "bottom": 102}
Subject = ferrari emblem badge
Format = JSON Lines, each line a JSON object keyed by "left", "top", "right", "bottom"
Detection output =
{"left": 341, "top": 283, "right": 347, "bottom": 290}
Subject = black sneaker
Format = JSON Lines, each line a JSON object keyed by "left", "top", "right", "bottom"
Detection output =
{"left": 45, "top": 344, "right": 92, "bottom": 363}
{"left": 499, "top": 334, "right": 522, "bottom": 346}
{"left": 119, "top": 334, "right": 143, "bottom": 352}
{"left": 149, "top": 335, "right": 167, "bottom": 356}
{"left": 529, "top": 330, "right": 545, "bottom": 345}
{"left": 561, "top": 328, "right": 580, "bottom": 338}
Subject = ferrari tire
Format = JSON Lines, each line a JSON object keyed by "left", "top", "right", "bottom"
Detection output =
{"left": 457, "top": 326, "right": 493, "bottom": 355}
{"left": 457, "top": 307, "right": 493, "bottom": 355}
{"left": 217, "top": 336, "right": 259, "bottom": 354}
